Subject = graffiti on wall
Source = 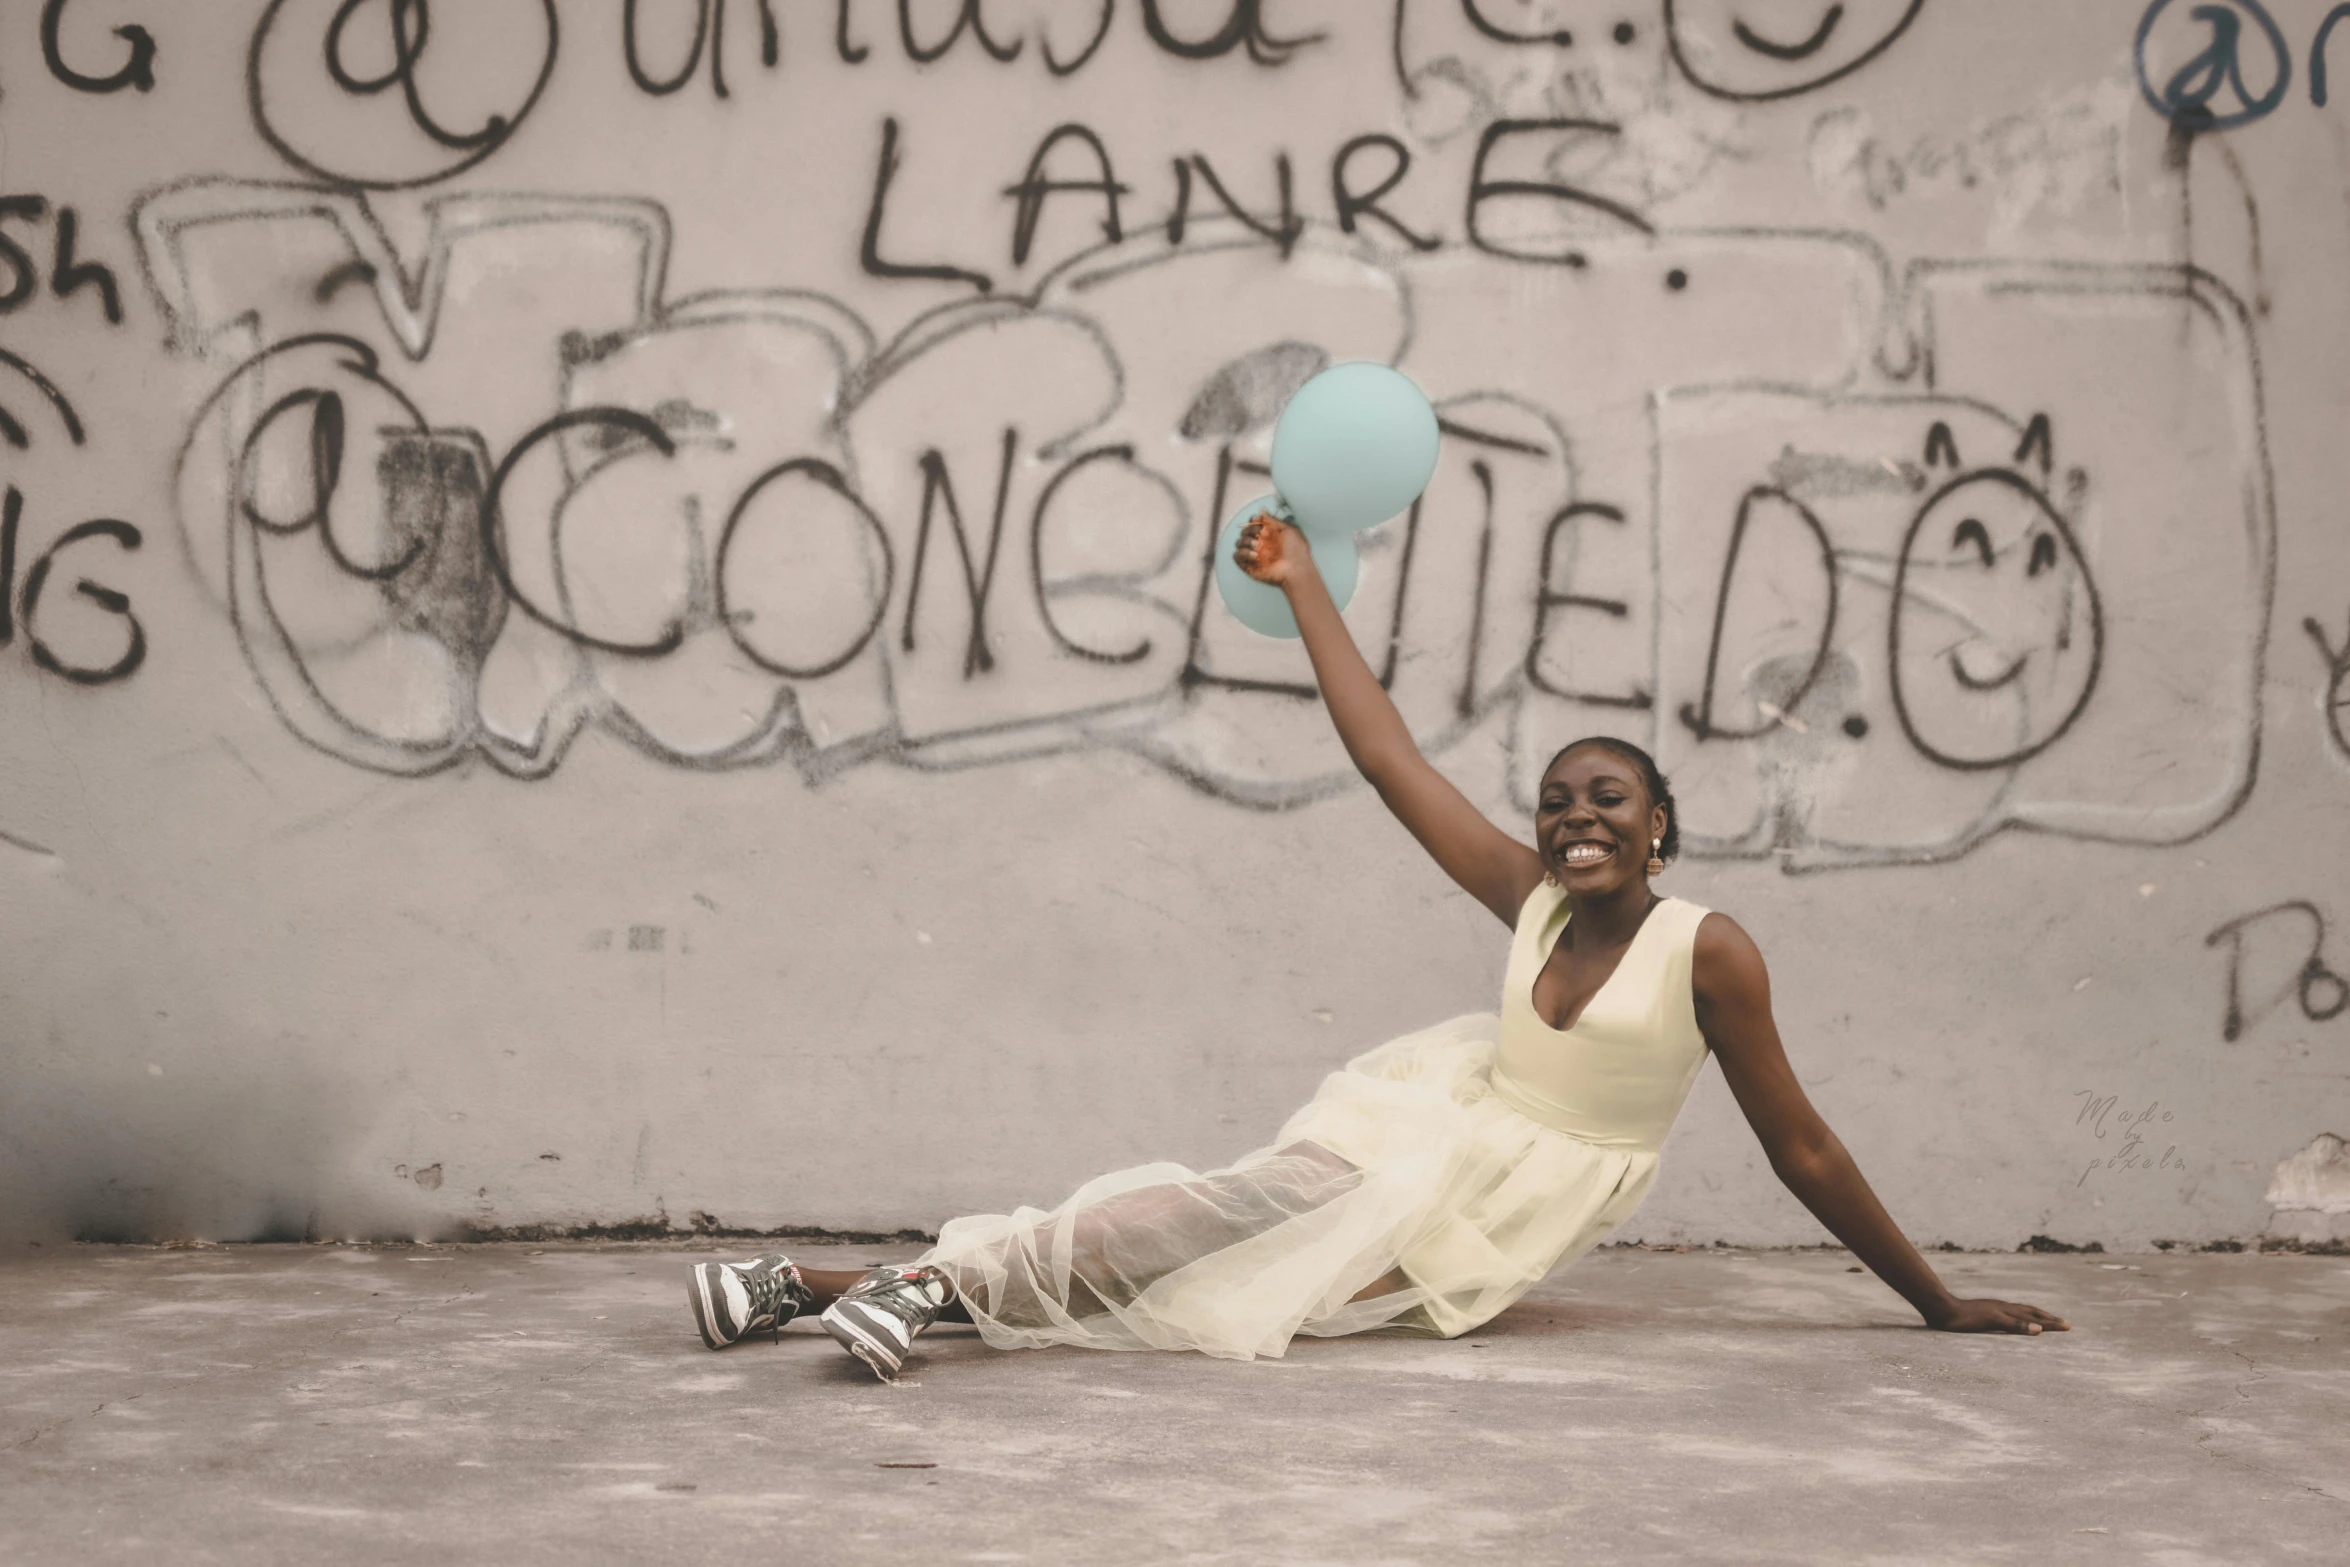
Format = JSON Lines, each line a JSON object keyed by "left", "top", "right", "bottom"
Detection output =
{"left": 2307, "top": 612, "right": 2350, "bottom": 767}
{"left": 0, "top": 181, "right": 143, "bottom": 707}
{"left": 0, "top": 0, "right": 2296, "bottom": 872}
{"left": 2206, "top": 901, "right": 2350, "bottom": 1043}
{"left": 1651, "top": 260, "right": 2272, "bottom": 869}
{"left": 2132, "top": 0, "right": 2350, "bottom": 127}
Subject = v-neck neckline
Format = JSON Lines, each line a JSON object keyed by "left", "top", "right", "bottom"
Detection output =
{"left": 1528, "top": 893, "right": 1669, "bottom": 1035}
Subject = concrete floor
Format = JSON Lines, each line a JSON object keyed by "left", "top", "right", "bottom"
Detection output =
{"left": 1, "top": 1243, "right": 2342, "bottom": 1566}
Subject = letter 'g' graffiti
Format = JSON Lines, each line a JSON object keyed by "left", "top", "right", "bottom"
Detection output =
{"left": 0, "top": 349, "right": 143, "bottom": 686}
{"left": 42, "top": 0, "right": 158, "bottom": 94}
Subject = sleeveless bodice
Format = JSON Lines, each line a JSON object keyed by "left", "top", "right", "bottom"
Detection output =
{"left": 1490, "top": 883, "right": 1713, "bottom": 1154}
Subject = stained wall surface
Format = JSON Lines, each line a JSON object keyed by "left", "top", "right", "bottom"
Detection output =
{"left": 1, "top": 0, "right": 2345, "bottom": 1248}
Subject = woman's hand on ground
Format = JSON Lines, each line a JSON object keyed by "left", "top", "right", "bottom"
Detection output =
{"left": 1923, "top": 1296, "right": 2072, "bottom": 1335}
{"left": 1235, "top": 512, "right": 1318, "bottom": 591}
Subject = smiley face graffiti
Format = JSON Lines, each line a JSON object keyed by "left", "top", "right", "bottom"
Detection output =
{"left": 1663, "top": 0, "right": 1930, "bottom": 101}
{"left": 1888, "top": 419, "right": 2104, "bottom": 772}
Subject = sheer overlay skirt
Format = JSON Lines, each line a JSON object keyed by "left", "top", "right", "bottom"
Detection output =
{"left": 920, "top": 1013, "right": 1660, "bottom": 1361}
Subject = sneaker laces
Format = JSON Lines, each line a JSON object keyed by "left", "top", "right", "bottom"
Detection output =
{"left": 841, "top": 1265, "right": 953, "bottom": 1334}
{"left": 743, "top": 1258, "right": 812, "bottom": 1338}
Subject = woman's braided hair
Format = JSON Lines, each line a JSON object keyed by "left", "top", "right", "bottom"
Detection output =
{"left": 1544, "top": 736, "right": 1681, "bottom": 864}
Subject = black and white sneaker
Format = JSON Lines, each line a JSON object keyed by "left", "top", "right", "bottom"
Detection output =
{"left": 688, "top": 1254, "right": 814, "bottom": 1350}
{"left": 819, "top": 1264, "right": 955, "bottom": 1382}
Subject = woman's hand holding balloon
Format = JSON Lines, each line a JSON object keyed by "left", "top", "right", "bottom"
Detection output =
{"left": 1214, "top": 499, "right": 1353, "bottom": 639}
{"left": 1234, "top": 512, "right": 1317, "bottom": 592}
{"left": 1210, "top": 362, "right": 1438, "bottom": 641}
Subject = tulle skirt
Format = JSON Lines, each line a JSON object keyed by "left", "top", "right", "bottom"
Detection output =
{"left": 919, "top": 1013, "right": 1660, "bottom": 1361}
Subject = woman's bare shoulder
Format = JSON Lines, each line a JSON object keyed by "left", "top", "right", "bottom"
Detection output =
{"left": 1690, "top": 910, "right": 1767, "bottom": 996}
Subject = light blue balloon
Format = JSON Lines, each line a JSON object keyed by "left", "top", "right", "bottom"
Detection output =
{"left": 1271, "top": 362, "right": 1440, "bottom": 539}
{"left": 1213, "top": 496, "right": 1359, "bottom": 640}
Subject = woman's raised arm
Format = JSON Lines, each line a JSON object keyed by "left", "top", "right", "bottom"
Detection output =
{"left": 1237, "top": 513, "right": 1542, "bottom": 927}
{"left": 1691, "top": 912, "right": 2073, "bottom": 1335}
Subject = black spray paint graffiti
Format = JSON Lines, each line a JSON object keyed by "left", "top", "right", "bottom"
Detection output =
{"left": 236, "top": 7, "right": 1629, "bottom": 287}
{"left": 41, "top": 0, "right": 159, "bottom": 94}
{"left": 2306, "top": 612, "right": 2350, "bottom": 765}
{"left": 130, "top": 182, "right": 1565, "bottom": 789}
{"left": 0, "top": 184, "right": 140, "bottom": 690}
{"left": 1675, "top": 413, "right": 2104, "bottom": 772}
{"left": 245, "top": 0, "right": 1325, "bottom": 162}
{"left": 1662, "top": 0, "right": 1931, "bottom": 102}
{"left": 249, "top": 0, "right": 562, "bottom": 191}
{"left": 824, "top": 0, "right": 1323, "bottom": 72}
{"left": 1883, "top": 418, "right": 2104, "bottom": 773}
{"left": 0, "top": 181, "right": 137, "bottom": 749}
{"left": 621, "top": 0, "right": 780, "bottom": 99}
{"left": 223, "top": 0, "right": 1940, "bottom": 204}
{"left": 134, "top": 173, "right": 2275, "bottom": 865}
{"left": 1651, "top": 261, "right": 2273, "bottom": 871}
{"left": 0, "top": 350, "right": 145, "bottom": 689}
{"left": 1384, "top": 2, "right": 1937, "bottom": 219}
{"left": 227, "top": 0, "right": 1936, "bottom": 122}
{"left": 1392, "top": 0, "right": 1931, "bottom": 102}
{"left": 857, "top": 114, "right": 1462, "bottom": 295}
{"left": 0, "top": 195, "right": 126, "bottom": 327}
{"left": 143, "top": 213, "right": 1401, "bottom": 783}
{"left": 2205, "top": 902, "right": 2350, "bottom": 1043}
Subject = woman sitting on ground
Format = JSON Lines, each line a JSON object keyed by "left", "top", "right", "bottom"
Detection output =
{"left": 686, "top": 511, "right": 2070, "bottom": 1379}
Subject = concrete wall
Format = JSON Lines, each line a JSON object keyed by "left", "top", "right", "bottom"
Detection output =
{"left": 3, "top": 0, "right": 2345, "bottom": 1249}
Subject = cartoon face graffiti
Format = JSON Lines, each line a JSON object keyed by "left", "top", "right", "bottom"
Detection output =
{"left": 1888, "top": 422, "right": 2103, "bottom": 771}
{"left": 1664, "top": 0, "right": 1930, "bottom": 101}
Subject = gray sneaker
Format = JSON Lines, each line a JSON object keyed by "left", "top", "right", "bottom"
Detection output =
{"left": 688, "top": 1254, "right": 814, "bottom": 1350}
{"left": 819, "top": 1264, "right": 955, "bottom": 1381}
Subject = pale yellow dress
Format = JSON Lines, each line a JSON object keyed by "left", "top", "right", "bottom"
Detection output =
{"left": 922, "top": 885, "right": 1716, "bottom": 1358}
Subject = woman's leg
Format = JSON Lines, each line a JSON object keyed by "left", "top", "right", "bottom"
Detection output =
{"left": 929, "top": 1140, "right": 1378, "bottom": 1340}
{"left": 784, "top": 1140, "right": 1398, "bottom": 1338}
{"left": 793, "top": 1266, "right": 869, "bottom": 1307}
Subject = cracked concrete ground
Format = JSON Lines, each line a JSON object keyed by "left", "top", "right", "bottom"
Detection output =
{"left": 1, "top": 1243, "right": 2342, "bottom": 1566}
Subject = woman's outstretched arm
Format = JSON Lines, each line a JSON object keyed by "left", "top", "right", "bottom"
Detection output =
{"left": 1691, "top": 913, "right": 2073, "bottom": 1336}
{"left": 1237, "top": 513, "right": 1542, "bottom": 926}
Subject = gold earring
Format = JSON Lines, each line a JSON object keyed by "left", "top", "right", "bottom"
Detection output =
{"left": 1646, "top": 839, "right": 1665, "bottom": 877}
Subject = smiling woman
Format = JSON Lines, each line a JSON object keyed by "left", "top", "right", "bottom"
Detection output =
{"left": 685, "top": 508, "right": 2073, "bottom": 1382}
